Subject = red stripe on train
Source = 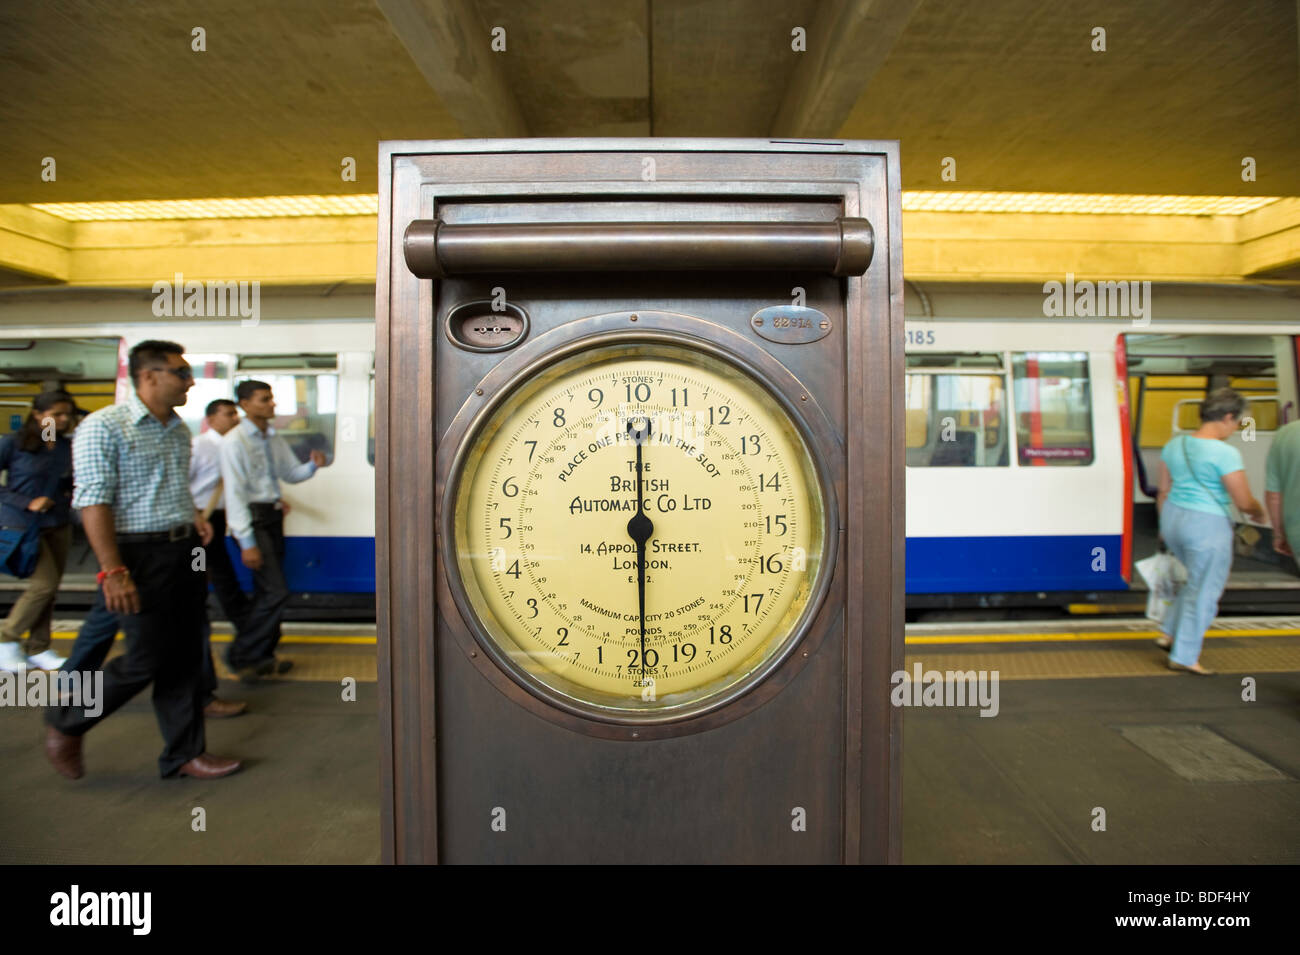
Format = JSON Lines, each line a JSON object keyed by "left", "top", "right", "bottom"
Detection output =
{"left": 1115, "top": 334, "right": 1133, "bottom": 583}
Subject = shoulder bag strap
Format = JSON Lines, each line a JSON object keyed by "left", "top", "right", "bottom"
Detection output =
{"left": 1180, "top": 435, "right": 1241, "bottom": 522}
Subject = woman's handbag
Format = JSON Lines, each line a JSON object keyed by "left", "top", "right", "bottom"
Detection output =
{"left": 1180, "top": 436, "right": 1260, "bottom": 557}
{"left": 0, "top": 517, "right": 43, "bottom": 578}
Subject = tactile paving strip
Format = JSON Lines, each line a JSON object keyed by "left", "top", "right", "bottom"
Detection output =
{"left": 47, "top": 636, "right": 378, "bottom": 683}
{"left": 905, "top": 616, "right": 1300, "bottom": 644}
{"left": 211, "top": 645, "right": 378, "bottom": 684}
{"left": 904, "top": 642, "right": 1300, "bottom": 680}
{"left": 41, "top": 626, "right": 1300, "bottom": 684}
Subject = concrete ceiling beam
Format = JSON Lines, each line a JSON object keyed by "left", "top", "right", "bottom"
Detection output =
{"left": 0, "top": 206, "right": 71, "bottom": 283}
{"left": 770, "top": 0, "right": 923, "bottom": 138}
{"left": 1238, "top": 199, "right": 1300, "bottom": 278}
{"left": 374, "top": 0, "right": 528, "bottom": 138}
{"left": 67, "top": 217, "right": 378, "bottom": 288}
{"left": 902, "top": 210, "right": 1254, "bottom": 285}
{"left": 4, "top": 204, "right": 1295, "bottom": 290}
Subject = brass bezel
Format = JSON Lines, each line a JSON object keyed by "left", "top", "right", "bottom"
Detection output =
{"left": 436, "top": 310, "right": 844, "bottom": 739}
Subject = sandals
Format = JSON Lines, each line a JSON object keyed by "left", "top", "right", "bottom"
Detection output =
{"left": 1158, "top": 634, "right": 1213, "bottom": 673}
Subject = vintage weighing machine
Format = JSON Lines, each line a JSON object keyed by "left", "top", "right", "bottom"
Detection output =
{"left": 376, "top": 139, "right": 903, "bottom": 863}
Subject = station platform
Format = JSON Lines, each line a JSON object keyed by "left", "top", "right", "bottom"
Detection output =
{"left": 903, "top": 617, "right": 1300, "bottom": 863}
{"left": 1, "top": 618, "right": 1296, "bottom": 864}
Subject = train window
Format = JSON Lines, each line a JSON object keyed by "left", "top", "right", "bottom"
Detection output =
{"left": 1173, "top": 395, "right": 1278, "bottom": 432}
{"left": 178, "top": 354, "right": 235, "bottom": 436}
{"left": 233, "top": 371, "right": 338, "bottom": 463}
{"left": 1228, "top": 378, "right": 1277, "bottom": 432}
{"left": 1244, "top": 397, "right": 1279, "bottom": 431}
{"left": 1173, "top": 401, "right": 1202, "bottom": 431}
{"left": 237, "top": 354, "right": 338, "bottom": 371}
{"left": 907, "top": 353, "right": 1003, "bottom": 370}
{"left": 61, "top": 381, "right": 117, "bottom": 421}
{"left": 1012, "top": 352, "right": 1093, "bottom": 466}
{"left": 0, "top": 337, "right": 120, "bottom": 437}
{"left": 1133, "top": 375, "right": 1207, "bottom": 447}
{"left": 906, "top": 362, "right": 1009, "bottom": 467}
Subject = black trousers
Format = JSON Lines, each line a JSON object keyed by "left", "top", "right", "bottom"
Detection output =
{"left": 67, "top": 575, "right": 223, "bottom": 702}
{"left": 226, "top": 510, "right": 288, "bottom": 669}
{"left": 205, "top": 510, "right": 250, "bottom": 634}
{"left": 47, "top": 534, "right": 207, "bottom": 776}
{"left": 61, "top": 513, "right": 248, "bottom": 703}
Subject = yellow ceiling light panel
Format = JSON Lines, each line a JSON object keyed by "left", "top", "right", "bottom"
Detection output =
{"left": 903, "top": 192, "right": 1280, "bottom": 216}
{"left": 27, "top": 192, "right": 1280, "bottom": 223}
{"left": 30, "top": 194, "right": 379, "bottom": 221}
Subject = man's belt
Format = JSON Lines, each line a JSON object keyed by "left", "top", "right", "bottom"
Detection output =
{"left": 118, "top": 522, "right": 197, "bottom": 543}
{"left": 249, "top": 501, "right": 284, "bottom": 523}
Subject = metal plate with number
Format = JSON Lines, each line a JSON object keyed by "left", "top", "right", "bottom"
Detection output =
{"left": 750, "top": 306, "right": 832, "bottom": 345}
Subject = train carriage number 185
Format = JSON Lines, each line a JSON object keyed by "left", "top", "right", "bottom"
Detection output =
{"left": 905, "top": 329, "right": 936, "bottom": 346}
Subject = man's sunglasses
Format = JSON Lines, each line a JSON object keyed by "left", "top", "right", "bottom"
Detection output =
{"left": 151, "top": 365, "right": 194, "bottom": 381}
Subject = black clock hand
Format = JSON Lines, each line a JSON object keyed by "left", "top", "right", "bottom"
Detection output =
{"left": 625, "top": 417, "right": 653, "bottom": 682}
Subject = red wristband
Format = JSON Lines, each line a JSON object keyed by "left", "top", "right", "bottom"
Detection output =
{"left": 96, "top": 566, "right": 129, "bottom": 586}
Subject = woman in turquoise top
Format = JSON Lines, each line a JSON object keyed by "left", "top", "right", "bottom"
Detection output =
{"left": 1155, "top": 388, "right": 1265, "bottom": 674}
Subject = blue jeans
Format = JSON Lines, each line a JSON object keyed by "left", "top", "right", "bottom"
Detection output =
{"left": 1159, "top": 502, "right": 1232, "bottom": 666}
{"left": 60, "top": 585, "right": 119, "bottom": 674}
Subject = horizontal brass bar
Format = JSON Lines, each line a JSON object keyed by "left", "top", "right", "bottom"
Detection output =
{"left": 403, "top": 218, "right": 874, "bottom": 278}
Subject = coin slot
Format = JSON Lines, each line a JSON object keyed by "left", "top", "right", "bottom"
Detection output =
{"left": 446, "top": 301, "right": 529, "bottom": 352}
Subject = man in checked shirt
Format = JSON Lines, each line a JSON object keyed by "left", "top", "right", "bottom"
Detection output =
{"left": 44, "top": 341, "right": 242, "bottom": 780}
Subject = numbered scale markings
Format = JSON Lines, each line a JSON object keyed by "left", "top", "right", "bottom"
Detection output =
{"left": 453, "top": 342, "right": 827, "bottom": 715}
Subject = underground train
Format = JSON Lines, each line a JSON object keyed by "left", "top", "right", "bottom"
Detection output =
{"left": 0, "top": 283, "right": 1296, "bottom": 611}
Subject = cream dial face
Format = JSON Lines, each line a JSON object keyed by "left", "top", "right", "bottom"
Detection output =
{"left": 453, "top": 341, "right": 826, "bottom": 718}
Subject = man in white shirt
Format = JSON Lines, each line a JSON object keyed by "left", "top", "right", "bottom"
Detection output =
{"left": 190, "top": 398, "right": 250, "bottom": 715}
{"left": 220, "top": 380, "right": 329, "bottom": 680}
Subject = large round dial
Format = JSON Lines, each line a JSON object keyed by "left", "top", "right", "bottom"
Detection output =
{"left": 451, "top": 340, "right": 827, "bottom": 720}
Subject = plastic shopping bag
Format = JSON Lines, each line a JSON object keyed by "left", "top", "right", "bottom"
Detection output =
{"left": 1135, "top": 552, "right": 1187, "bottom": 624}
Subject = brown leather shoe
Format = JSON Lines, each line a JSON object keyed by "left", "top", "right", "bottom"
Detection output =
{"left": 45, "top": 726, "right": 84, "bottom": 780}
{"left": 176, "top": 753, "right": 243, "bottom": 779}
{"left": 203, "top": 698, "right": 248, "bottom": 719}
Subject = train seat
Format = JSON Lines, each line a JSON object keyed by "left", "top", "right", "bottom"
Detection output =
{"left": 928, "top": 430, "right": 977, "bottom": 467}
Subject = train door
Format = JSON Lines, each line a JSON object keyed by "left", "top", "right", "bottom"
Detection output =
{"left": 1124, "top": 332, "right": 1300, "bottom": 599}
{"left": 0, "top": 336, "right": 121, "bottom": 602}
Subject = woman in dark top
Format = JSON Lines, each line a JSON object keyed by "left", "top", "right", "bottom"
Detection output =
{"left": 0, "top": 391, "right": 76, "bottom": 672}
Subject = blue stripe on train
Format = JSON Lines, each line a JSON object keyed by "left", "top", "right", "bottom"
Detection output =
{"left": 231, "top": 534, "right": 1128, "bottom": 596}
{"left": 226, "top": 536, "right": 375, "bottom": 593}
{"left": 906, "top": 535, "right": 1127, "bottom": 593}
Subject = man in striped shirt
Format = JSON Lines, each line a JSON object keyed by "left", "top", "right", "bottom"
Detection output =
{"left": 45, "top": 341, "right": 243, "bottom": 781}
{"left": 220, "top": 379, "right": 329, "bottom": 680}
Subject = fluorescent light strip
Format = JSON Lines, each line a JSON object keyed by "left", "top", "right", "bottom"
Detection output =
{"left": 31, "top": 194, "right": 378, "bottom": 221}
{"left": 28, "top": 191, "right": 1280, "bottom": 222}
{"left": 902, "top": 191, "right": 1279, "bottom": 216}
